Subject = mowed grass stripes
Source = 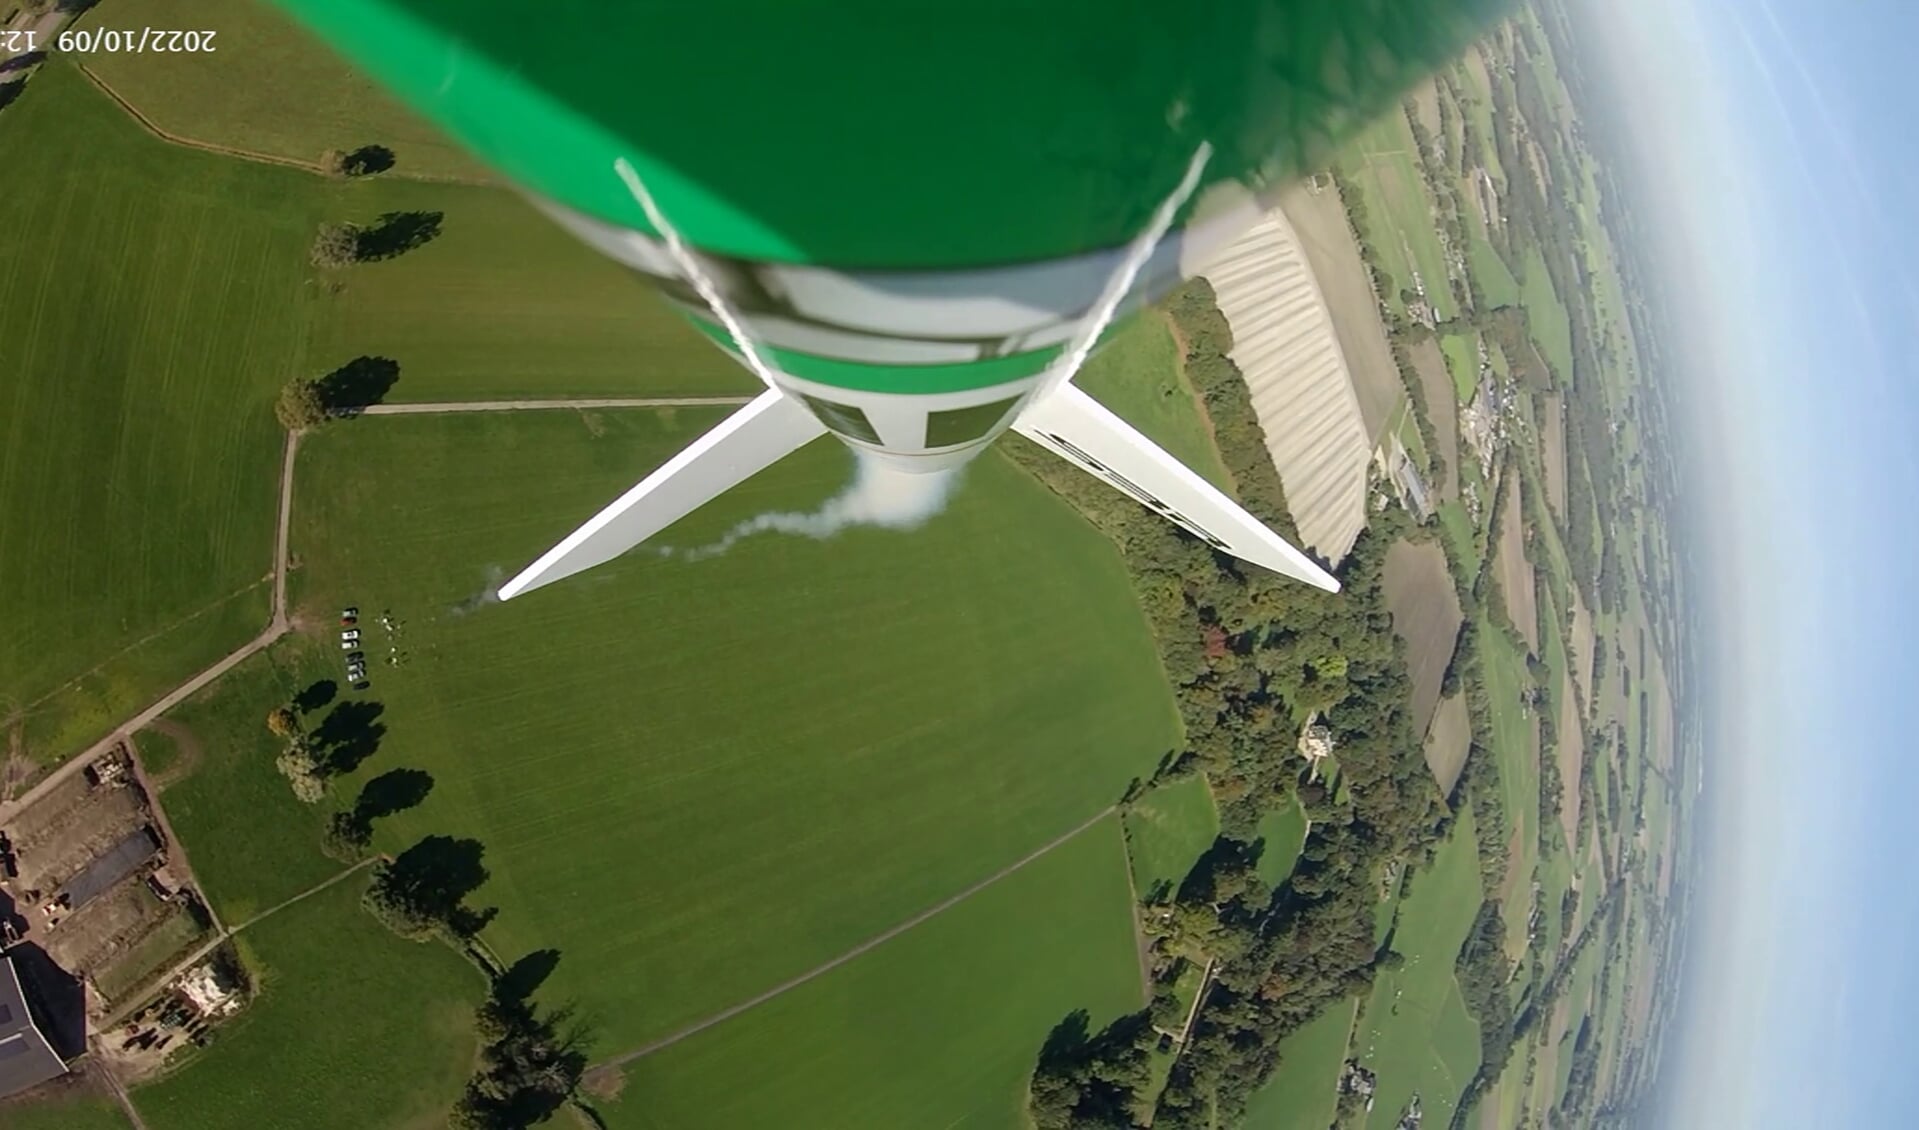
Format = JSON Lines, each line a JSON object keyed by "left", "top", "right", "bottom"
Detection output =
{"left": 0, "top": 65, "right": 312, "bottom": 758}
{"left": 600, "top": 814, "right": 1145, "bottom": 1130}
{"left": 285, "top": 410, "right": 1180, "bottom": 1053}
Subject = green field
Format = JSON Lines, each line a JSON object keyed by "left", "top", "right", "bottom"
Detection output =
{"left": 1243, "top": 998, "right": 1354, "bottom": 1129}
{"left": 1441, "top": 332, "right": 1480, "bottom": 402}
{"left": 1477, "top": 611, "right": 1541, "bottom": 959}
{"left": 280, "top": 409, "right": 1179, "bottom": 1052}
{"left": 1255, "top": 800, "right": 1309, "bottom": 887}
{"left": 153, "top": 643, "right": 343, "bottom": 921}
{"left": 1123, "top": 774, "right": 1220, "bottom": 896}
{"left": 3, "top": 1091, "right": 133, "bottom": 1130}
{"left": 0, "top": 65, "right": 309, "bottom": 762}
{"left": 95, "top": 908, "right": 210, "bottom": 1002}
{"left": 306, "top": 175, "right": 756, "bottom": 402}
{"left": 1518, "top": 247, "right": 1574, "bottom": 382}
{"left": 84, "top": 0, "right": 491, "bottom": 180}
{"left": 1356, "top": 808, "right": 1484, "bottom": 1129}
{"left": 1345, "top": 112, "right": 1458, "bottom": 322}
{"left": 1077, "top": 312, "right": 1232, "bottom": 489}
{"left": 598, "top": 815, "right": 1143, "bottom": 1129}
{"left": 132, "top": 877, "right": 483, "bottom": 1130}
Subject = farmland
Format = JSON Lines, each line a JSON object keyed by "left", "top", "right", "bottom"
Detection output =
{"left": 0, "top": 64, "right": 308, "bottom": 764}
{"left": 81, "top": 0, "right": 490, "bottom": 180}
{"left": 1243, "top": 999, "right": 1355, "bottom": 1129}
{"left": 1382, "top": 541, "right": 1465, "bottom": 741}
{"left": 306, "top": 175, "right": 756, "bottom": 402}
{"left": 597, "top": 815, "right": 1144, "bottom": 1129}
{"left": 2, "top": 1088, "right": 132, "bottom": 1130}
{"left": 1077, "top": 312, "right": 1231, "bottom": 489}
{"left": 1353, "top": 809, "right": 1484, "bottom": 1129}
{"left": 1123, "top": 774, "right": 1221, "bottom": 897}
{"left": 282, "top": 409, "right": 1180, "bottom": 1051}
{"left": 131, "top": 877, "right": 484, "bottom": 1130}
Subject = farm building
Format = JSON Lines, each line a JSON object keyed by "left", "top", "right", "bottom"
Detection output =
{"left": 0, "top": 950, "right": 65, "bottom": 1099}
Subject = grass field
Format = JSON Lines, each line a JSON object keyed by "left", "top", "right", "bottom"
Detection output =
{"left": 1244, "top": 998, "right": 1355, "bottom": 1129}
{"left": 1123, "top": 774, "right": 1219, "bottom": 897}
{"left": 3, "top": 1088, "right": 133, "bottom": 1130}
{"left": 151, "top": 643, "right": 342, "bottom": 921}
{"left": 0, "top": 65, "right": 310, "bottom": 762}
{"left": 597, "top": 815, "right": 1144, "bottom": 1129}
{"left": 1077, "top": 312, "right": 1232, "bottom": 489}
{"left": 94, "top": 907, "right": 210, "bottom": 1002}
{"left": 1518, "top": 247, "right": 1574, "bottom": 382}
{"left": 1423, "top": 693, "right": 1471, "bottom": 795}
{"left": 1344, "top": 114, "right": 1457, "bottom": 322}
{"left": 1477, "top": 612, "right": 1541, "bottom": 961}
{"left": 1255, "top": 800, "right": 1309, "bottom": 887}
{"left": 132, "top": 877, "right": 483, "bottom": 1130}
{"left": 280, "top": 409, "right": 1180, "bottom": 1052}
{"left": 307, "top": 176, "right": 756, "bottom": 402}
{"left": 83, "top": 0, "right": 491, "bottom": 180}
{"left": 1356, "top": 808, "right": 1484, "bottom": 1128}
{"left": 1441, "top": 332, "right": 1481, "bottom": 403}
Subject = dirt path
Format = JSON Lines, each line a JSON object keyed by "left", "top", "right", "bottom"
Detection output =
{"left": 0, "top": 434, "right": 299, "bottom": 825}
{"left": 70, "top": 59, "right": 494, "bottom": 188}
{"left": 591, "top": 806, "right": 1119, "bottom": 1069}
{"left": 91, "top": 1050, "right": 150, "bottom": 1130}
{"left": 357, "top": 396, "right": 753, "bottom": 416}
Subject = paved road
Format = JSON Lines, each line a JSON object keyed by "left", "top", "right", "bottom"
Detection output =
{"left": 357, "top": 396, "right": 751, "bottom": 416}
{"left": 592, "top": 805, "right": 1119, "bottom": 1069}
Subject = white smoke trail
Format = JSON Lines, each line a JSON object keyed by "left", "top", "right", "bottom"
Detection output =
{"left": 661, "top": 452, "right": 959, "bottom": 561}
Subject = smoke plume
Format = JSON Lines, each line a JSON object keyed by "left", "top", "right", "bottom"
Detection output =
{"left": 663, "top": 451, "right": 958, "bottom": 561}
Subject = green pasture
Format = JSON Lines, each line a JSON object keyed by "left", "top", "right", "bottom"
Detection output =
{"left": 3, "top": 1092, "right": 133, "bottom": 1130}
{"left": 1244, "top": 998, "right": 1355, "bottom": 1129}
{"left": 1123, "top": 774, "right": 1220, "bottom": 897}
{"left": 307, "top": 176, "right": 755, "bottom": 401}
{"left": 1342, "top": 114, "right": 1457, "bottom": 322}
{"left": 1255, "top": 799, "right": 1309, "bottom": 887}
{"left": 1518, "top": 246, "right": 1574, "bottom": 382}
{"left": 1469, "top": 227, "right": 1521, "bottom": 308}
{"left": 84, "top": 0, "right": 490, "bottom": 180}
{"left": 0, "top": 65, "right": 307, "bottom": 762}
{"left": 152, "top": 642, "right": 342, "bottom": 921}
{"left": 1441, "top": 331, "right": 1480, "bottom": 403}
{"left": 1077, "top": 312, "right": 1232, "bottom": 489}
{"left": 599, "top": 815, "right": 1144, "bottom": 1129}
{"left": 282, "top": 409, "right": 1179, "bottom": 1052}
{"left": 1356, "top": 808, "right": 1484, "bottom": 1129}
{"left": 132, "top": 878, "right": 483, "bottom": 1130}
{"left": 1477, "top": 611, "right": 1540, "bottom": 960}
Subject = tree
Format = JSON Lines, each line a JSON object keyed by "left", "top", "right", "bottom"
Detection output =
{"left": 363, "top": 835, "right": 492, "bottom": 940}
{"left": 275, "top": 377, "right": 327, "bottom": 431}
{"left": 275, "top": 739, "right": 326, "bottom": 804}
{"left": 322, "top": 811, "right": 372, "bottom": 861}
{"left": 310, "top": 221, "right": 361, "bottom": 268}
{"left": 266, "top": 706, "right": 299, "bottom": 739}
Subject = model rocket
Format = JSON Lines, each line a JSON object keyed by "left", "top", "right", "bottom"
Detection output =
{"left": 272, "top": 0, "right": 1502, "bottom": 597}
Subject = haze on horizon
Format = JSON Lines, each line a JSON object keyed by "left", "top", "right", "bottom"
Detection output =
{"left": 1583, "top": 0, "right": 1919, "bottom": 1124}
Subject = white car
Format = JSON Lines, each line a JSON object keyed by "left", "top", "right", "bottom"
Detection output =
{"left": 340, "top": 628, "right": 361, "bottom": 643}
{"left": 340, "top": 638, "right": 359, "bottom": 650}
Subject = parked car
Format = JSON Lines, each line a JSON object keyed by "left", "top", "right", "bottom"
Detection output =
{"left": 341, "top": 628, "right": 361, "bottom": 643}
{"left": 340, "top": 607, "right": 358, "bottom": 626}
{"left": 340, "top": 638, "right": 359, "bottom": 650}
{"left": 345, "top": 650, "right": 365, "bottom": 662}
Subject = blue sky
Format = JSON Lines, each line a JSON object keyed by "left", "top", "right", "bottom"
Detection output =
{"left": 1588, "top": 0, "right": 1919, "bottom": 1124}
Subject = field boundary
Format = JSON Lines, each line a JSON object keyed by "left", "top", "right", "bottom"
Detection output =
{"left": 591, "top": 806, "right": 1121, "bottom": 1070}
{"left": 359, "top": 396, "right": 754, "bottom": 416}
{"left": 68, "top": 55, "right": 495, "bottom": 188}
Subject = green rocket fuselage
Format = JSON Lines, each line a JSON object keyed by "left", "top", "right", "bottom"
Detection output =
{"left": 272, "top": 0, "right": 1502, "bottom": 468}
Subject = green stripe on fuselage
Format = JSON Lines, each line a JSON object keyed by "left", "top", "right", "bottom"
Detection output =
{"left": 686, "top": 318, "right": 1060, "bottom": 394}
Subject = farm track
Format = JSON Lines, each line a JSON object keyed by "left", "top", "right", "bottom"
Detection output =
{"left": 71, "top": 60, "right": 495, "bottom": 187}
{"left": 591, "top": 804, "right": 1121, "bottom": 1069}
